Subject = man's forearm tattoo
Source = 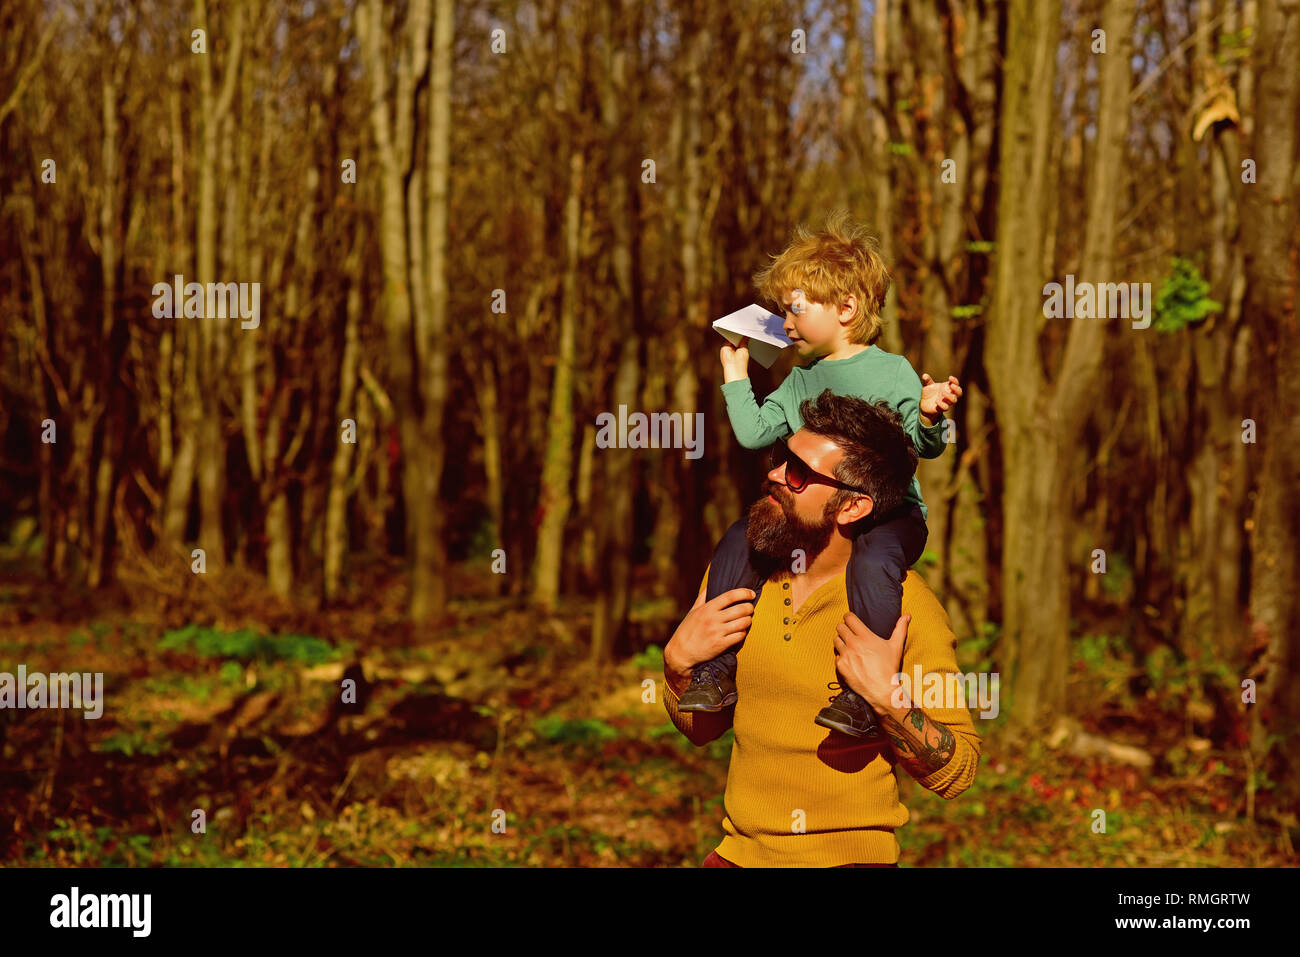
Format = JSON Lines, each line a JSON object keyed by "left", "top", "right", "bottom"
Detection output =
{"left": 882, "top": 707, "right": 956, "bottom": 776}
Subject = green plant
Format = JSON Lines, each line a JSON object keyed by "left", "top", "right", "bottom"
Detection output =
{"left": 160, "top": 625, "right": 341, "bottom": 665}
{"left": 956, "top": 620, "right": 999, "bottom": 674}
{"left": 219, "top": 660, "right": 244, "bottom": 685}
{"left": 140, "top": 672, "right": 225, "bottom": 702}
{"left": 1075, "top": 632, "right": 1122, "bottom": 670}
{"left": 96, "top": 729, "right": 166, "bottom": 757}
{"left": 1216, "top": 26, "right": 1252, "bottom": 64}
{"left": 632, "top": 644, "right": 664, "bottom": 670}
{"left": 1153, "top": 257, "right": 1222, "bottom": 332}
{"left": 532, "top": 716, "right": 618, "bottom": 745}
{"left": 466, "top": 515, "right": 499, "bottom": 564}
{"left": 1143, "top": 645, "right": 1189, "bottom": 695}
{"left": 1099, "top": 552, "right": 1133, "bottom": 598}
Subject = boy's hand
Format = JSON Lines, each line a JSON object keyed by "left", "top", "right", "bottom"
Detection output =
{"left": 720, "top": 337, "right": 750, "bottom": 383}
{"left": 920, "top": 373, "right": 963, "bottom": 419}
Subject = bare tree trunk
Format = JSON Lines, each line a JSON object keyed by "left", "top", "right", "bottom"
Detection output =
{"left": 588, "top": 0, "right": 641, "bottom": 661}
{"left": 1183, "top": 8, "right": 1252, "bottom": 665}
{"left": 15, "top": 194, "right": 59, "bottom": 577}
{"left": 1241, "top": 0, "right": 1300, "bottom": 809}
{"left": 410, "top": 0, "right": 454, "bottom": 621}
{"left": 163, "top": 392, "right": 197, "bottom": 546}
{"left": 946, "top": 382, "right": 991, "bottom": 639}
{"left": 873, "top": 0, "right": 904, "bottom": 357}
{"left": 652, "top": 8, "right": 708, "bottom": 607}
{"left": 88, "top": 53, "right": 119, "bottom": 588}
{"left": 159, "top": 66, "right": 186, "bottom": 543}
{"left": 532, "top": 147, "right": 584, "bottom": 610}
{"left": 985, "top": 0, "right": 1063, "bottom": 723}
{"left": 986, "top": 0, "right": 1136, "bottom": 735}
{"left": 324, "top": 240, "right": 363, "bottom": 602}
{"left": 264, "top": 112, "right": 322, "bottom": 598}
{"left": 903, "top": 0, "right": 960, "bottom": 600}
{"left": 357, "top": 0, "right": 451, "bottom": 622}
{"left": 472, "top": 354, "right": 505, "bottom": 572}
{"left": 186, "top": 0, "right": 244, "bottom": 566}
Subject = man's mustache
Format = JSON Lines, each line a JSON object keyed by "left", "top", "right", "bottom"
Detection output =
{"left": 760, "top": 480, "right": 792, "bottom": 510}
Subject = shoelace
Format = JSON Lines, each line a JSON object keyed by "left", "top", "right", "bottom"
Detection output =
{"left": 826, "top": 681, "right": 880, "bottom": 733}
{"left": 690, "top": 658, "right": 731, "bottom": 688}
{"left": 825, "top": 681, "right": 866, "bottom": 705}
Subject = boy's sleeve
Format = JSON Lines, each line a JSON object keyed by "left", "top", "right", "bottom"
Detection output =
{"left": 719, "top": 374, "right": 795, "bottom": 450}
{"left": 897, "top": 573, "right": 982, "bottom": 800}
{"left": 892, "top": 359, "right": 948, "bottom": 459}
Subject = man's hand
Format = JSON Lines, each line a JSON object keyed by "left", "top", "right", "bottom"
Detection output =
{"left": 664, "top": 587, "right": 756, "bottom": 695}
{"left": 720, "top": 337, "right": 751, "bottom": 383}
{"left": 919, "top": 373, "right": 962, "bottom": 421}
{"left": 832, "top": 612, "right": 909, "bottom": 712}
{"left": 835, "top": 611, "right": 960, "bottom": 776}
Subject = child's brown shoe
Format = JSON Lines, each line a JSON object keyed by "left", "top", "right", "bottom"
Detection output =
{"left": 814, "top": 683, "right": 883, "bottom": 738}
{"left": 677, "top": 655, "right": 738, "bottom": 712}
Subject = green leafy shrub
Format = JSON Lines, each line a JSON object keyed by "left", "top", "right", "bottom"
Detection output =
{"left": 532, "top": 716, "right": 618, "bottom": 745}
{"left": 956, "top": 621, "right": 999, "bottom": 674}
{"left": 632, "top": 644, "right": 664, "bottom": 670}
{"left": 159, "top": 625, "right": 340, "bottom": 664}
{"left": 1075, "top": 632, "right": 1123, "bottom": 670}
{"left": 96, "top": 730, "right": 166, "bottom": 757}
{"left": 1154, "top": 257, "right": 1221, "bottom": 332}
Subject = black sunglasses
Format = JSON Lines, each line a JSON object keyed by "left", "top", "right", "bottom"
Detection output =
{"left": 766, "top": 439, "right": 871, "bottom": 495}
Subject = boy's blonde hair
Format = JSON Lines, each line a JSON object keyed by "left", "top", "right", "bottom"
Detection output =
{"left": 752, "top": 209, "right": 891, "bottom": 346}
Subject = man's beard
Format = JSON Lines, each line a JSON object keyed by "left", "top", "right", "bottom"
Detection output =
{"left": 745, "top": 480, "right": 837, "bottom": 570}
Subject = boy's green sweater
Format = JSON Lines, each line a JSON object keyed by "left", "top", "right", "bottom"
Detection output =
{"left": 719, "top": 345, "right": 946, "bottom": 520}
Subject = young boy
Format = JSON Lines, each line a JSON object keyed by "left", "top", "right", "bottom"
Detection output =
{"left": 676, "top": 212, "right": 962, "bottom": 739}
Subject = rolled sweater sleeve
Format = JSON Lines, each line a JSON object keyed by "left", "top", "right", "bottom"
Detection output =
{"left": 720, "top": 376, "right": 795, "bottom": 449}
{"left": 663, "top": 681, "right": 734, "bottom": 747}
{"left": 662, "top": 567, "right": 734, "bottom": 746}
{"left": 892, "top": 359, "right": 947, "bottom": 459}
{"left": 898, "top": 574, "right": 982, "bottom": 799}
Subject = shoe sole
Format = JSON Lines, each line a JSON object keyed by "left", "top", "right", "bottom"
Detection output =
{"left": 678, "top": 692, "right": 738, "bottom": 713}
{"left": 814, "top": 712, "right": 878, "bottom": 738}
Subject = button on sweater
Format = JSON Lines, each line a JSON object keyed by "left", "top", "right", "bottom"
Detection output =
{"left": 664, "top": 568, "right": 981, "bottom": 866}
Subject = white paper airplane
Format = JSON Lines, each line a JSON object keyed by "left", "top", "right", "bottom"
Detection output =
{"left": 712, "top": 304, "right": 793, "bottom": 369}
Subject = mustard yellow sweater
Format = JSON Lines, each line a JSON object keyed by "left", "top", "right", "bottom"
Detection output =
{"left": 663, "top": 568, "right": 981, "bottom": 866}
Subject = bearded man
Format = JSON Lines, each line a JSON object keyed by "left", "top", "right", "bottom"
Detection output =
{"left": 662, "top": 390, "right": 981, "bottom": 867}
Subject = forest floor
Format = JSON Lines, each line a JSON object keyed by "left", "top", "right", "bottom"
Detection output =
{"left": 0, "top": 556, "right": 1294, "bottom": 867}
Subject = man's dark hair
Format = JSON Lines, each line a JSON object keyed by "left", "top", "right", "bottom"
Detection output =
{"left": 797, "top": 389, "right": 919, "bottom": 524}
